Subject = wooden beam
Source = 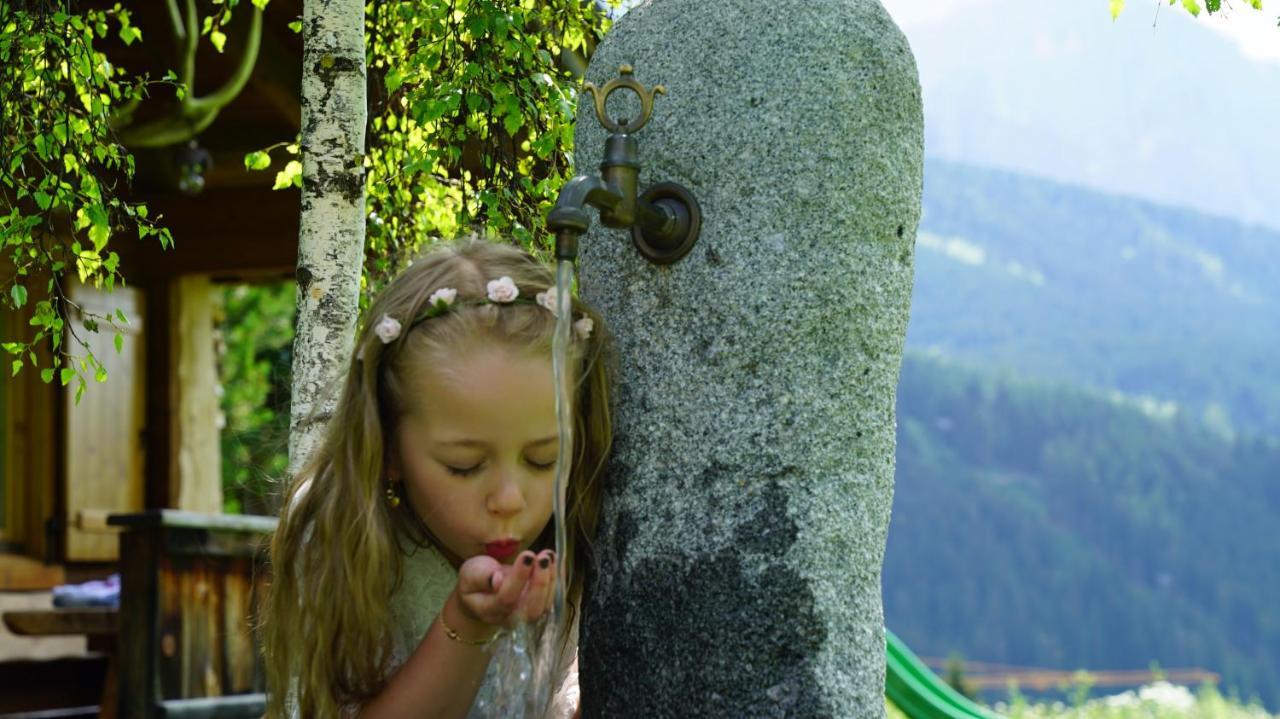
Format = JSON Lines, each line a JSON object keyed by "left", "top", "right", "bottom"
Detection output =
{"left": 144, "top": 279, "right": 175, "bottom": 511}
{"left": 170, "top": 276, "right": 222, "bottom": 514}
{"left": 117, "top": 188, "right": 299, "bottom": 281}
{"left": 158, "top": 694, "right": 266, "bottom": 719}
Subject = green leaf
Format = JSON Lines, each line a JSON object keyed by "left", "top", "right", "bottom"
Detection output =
{"left": 251, "top": 0, "right": 269, "bottom": 8}
{"left": 1110, "top": 0, "right": 1126, "bottom": 18}
{"left": 40, "top": 368, "right": 54, "bottom": 384}
{"left": 95, "top": 365, "right": 108, "bottom": 382}
{"left": 1206, "top": 0, "right": 1221, "bottom": 10}
{"left": 288, "top": 19, "right": 302, "bottom": 33}
{"left": 86, "top": 203, "right": 111, "bottom": 251}
{"left": 120, "top": 25, "right": 142, "bottom": 45}
{"left": 60, "top": 368, "right": 74, "bottom": 386}
{"left": 114, "top": 332, "right": 124, "bottom": 354}
{"left": 273, "top": 160, "right": 302, "bottom": 190}
{"left": 32, "top": 133, "right": 50, "bottom": 159}
{"left": 10, "top": 284, "right": 27, "bottom": 308}
{"left": 244, "top": 150, "right": 272, "bottom": 170}
{"left": 1181, "top": 0, "right": 1202, "bottom": 15}
{"left": 503, "top": 111, "right": 523, "bottom": 136}
{"left": 210, "top": 30, "right": 227, "bottom": 53}
{"left": 385, "top": 68, "right": 405, "bottom": 94}
{"left": 33, "top": 191, "right": 52, "bottom": 210}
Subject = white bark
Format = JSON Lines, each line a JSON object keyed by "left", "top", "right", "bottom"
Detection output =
{"left": 289, "top": 0, "right": 366, "bottom": 476}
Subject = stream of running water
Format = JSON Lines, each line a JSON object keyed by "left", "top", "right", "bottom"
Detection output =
{"left": 477, "top": 257, "right": 576, "bottom": 718}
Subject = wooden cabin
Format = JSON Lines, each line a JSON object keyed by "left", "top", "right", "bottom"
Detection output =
{"left": 1, "top": 2, "right": 303, "bottom": 714}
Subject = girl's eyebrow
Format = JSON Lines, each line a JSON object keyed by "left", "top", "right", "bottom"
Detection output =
{"left": 434, "top": 436, "right": 558, "bottom": 448}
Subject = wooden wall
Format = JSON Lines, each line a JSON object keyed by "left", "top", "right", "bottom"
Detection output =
{"left": 63, "top": 283, "right": 147, "bottom": 561}
{"left": 0, "top": 302, "right": 58, "bottom": 566}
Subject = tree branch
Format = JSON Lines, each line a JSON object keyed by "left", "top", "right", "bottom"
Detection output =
{"left": 115, "top": 6, "right": 263, "bottom": 149}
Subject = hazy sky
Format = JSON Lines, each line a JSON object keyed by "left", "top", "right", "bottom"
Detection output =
{"left": 879, "top": 0, "right": 1280, "bottom": 65}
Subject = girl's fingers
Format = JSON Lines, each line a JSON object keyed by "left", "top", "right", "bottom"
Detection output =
{"left": 456, "top": 555, "right": 502, "bottom": 595}
{"left": 521, "top": 550, "right": 556, "bottom": 621}
{"left": 459, "top": 550, "right": 559, "bottom": 626}
{"left": 495, "top": 551, "right": 536, "bottom": 612}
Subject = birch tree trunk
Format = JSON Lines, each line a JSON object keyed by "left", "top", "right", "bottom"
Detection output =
{"left": 289, "top": 0, "right": 366, "bottom": 476}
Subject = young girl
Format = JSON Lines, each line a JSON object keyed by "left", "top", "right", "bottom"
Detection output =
{"left": 263, "top": 236, "right": 612, "bottom": 718}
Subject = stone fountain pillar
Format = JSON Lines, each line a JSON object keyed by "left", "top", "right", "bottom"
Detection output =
{"left": 575, "top": 0, "right": 922, "bottom": 716}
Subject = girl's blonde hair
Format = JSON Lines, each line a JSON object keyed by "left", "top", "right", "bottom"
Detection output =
{"left": 263, "top": 236, "right": 613, "bottom": 717}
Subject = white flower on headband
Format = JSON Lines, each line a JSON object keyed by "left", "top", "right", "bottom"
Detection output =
{"left": 573, "top": 316, "right": 594, "bottom": 341}
{"left": 374, "top": 314, "right": 402, "bottom": 344}
{"left": 427, "top": 287, "right": 457, "bottom": 309}
{"left": 487, "top": 276, "right": 519, "bottom": 303}
{"left": 535, "top": 290, "right": 559, "bottom": 315}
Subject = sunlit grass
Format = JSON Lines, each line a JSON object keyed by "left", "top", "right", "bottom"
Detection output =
{"left": 887, "top": 682, "right": 1277, "bottom": 718}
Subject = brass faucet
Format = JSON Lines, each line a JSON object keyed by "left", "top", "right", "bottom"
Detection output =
{"left": 548, "top": 65, "right": 702, "bottom": 265}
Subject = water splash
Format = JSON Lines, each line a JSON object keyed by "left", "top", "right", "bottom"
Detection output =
{"left": 480, "top": 258, "right": 576, "bottom": 718}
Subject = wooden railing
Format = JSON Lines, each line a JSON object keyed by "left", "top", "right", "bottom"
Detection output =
{"left": 109, "top": 510, "right": 275, "bottom": 719}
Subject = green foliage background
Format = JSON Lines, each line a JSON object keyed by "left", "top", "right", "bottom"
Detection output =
{"left": 222, "top": 0, "right": 613, "bottom": 511}
{"left": 1, "top": 0, "right": 265, "bottom": 396}
{"left": 218, "top": 282, "right": 293, "bottom": 514}
{"left": 0, "top": 2, "right": 172, "bottom": 399}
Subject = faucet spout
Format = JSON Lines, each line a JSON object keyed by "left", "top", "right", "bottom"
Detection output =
{"left": 547, "top": 175, "right": 624, "bottom": 261}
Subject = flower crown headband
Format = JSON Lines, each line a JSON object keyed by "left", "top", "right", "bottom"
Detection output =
{"left": 372, "top": 275, "right": 594, "bottom": 346}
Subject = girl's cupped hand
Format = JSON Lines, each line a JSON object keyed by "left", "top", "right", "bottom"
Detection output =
{"left": 455, "top": 549, "right": 557, "bottom": 628}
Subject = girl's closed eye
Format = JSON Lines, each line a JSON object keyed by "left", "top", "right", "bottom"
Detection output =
{"left": 442, "top": 460, "right": 484, "bottom": 477}
{"left": 440, "top": 458, "right": 555, "bottom": 475}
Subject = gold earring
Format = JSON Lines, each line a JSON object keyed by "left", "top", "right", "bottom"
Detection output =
{"left": 385, "top": 481, "right": 401, "bottom": 508}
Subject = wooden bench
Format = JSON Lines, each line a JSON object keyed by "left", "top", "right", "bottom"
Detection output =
{"left": 0, "top": 655, "right": 108, "bottom": 717}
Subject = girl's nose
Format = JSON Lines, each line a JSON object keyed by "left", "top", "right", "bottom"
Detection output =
{"left": 487, "top": 474, "right": 526, "bottom": 517}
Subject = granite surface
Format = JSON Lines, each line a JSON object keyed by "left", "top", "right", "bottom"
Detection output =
{"left": 574, "top": 1, "right": 923, "bottom": 716}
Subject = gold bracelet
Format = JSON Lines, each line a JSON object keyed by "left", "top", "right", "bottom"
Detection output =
{"left": 440, "top": 613, "right": 502, "bottom": 647}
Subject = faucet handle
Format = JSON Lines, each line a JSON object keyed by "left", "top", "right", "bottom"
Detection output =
{"left": 583, "top": 64, "right": 666, "bottom": 135}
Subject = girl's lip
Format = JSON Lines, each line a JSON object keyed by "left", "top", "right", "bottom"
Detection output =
{"left": 483, "top": 539, "right": 519, "bottom": 559}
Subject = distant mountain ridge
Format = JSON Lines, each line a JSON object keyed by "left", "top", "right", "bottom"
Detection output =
{"left": 906, "top": 157, "right": 1280, "bottom": 438}
{"left": 890, "top": 0, "right": 1280, "bottom": 230}
{"left": 885, "top": 352, "right": 1280, "bottom": 710}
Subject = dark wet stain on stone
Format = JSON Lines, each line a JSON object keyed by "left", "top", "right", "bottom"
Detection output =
{"left": 699, "top": 460, "right": 738, "bottom": 485}
{"left": 582, "top": 548, "right": 830, "bottom": 718}
{"left": 614, "top": 510, "right": 638, "bottom": 560}
{"left": 733, "top": 481, "right": 797, "bottom": 555}
{"left": 896, "top": 224, "right": 904, "bottom": 238}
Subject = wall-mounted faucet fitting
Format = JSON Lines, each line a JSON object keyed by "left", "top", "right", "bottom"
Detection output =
{"left": 548, "top": 65, "right": 702, "bottom": 265}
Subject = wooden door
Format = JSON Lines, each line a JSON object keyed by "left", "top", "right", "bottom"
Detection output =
{"left": 64, "top": 283, "right": 146, "bottom": 561}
